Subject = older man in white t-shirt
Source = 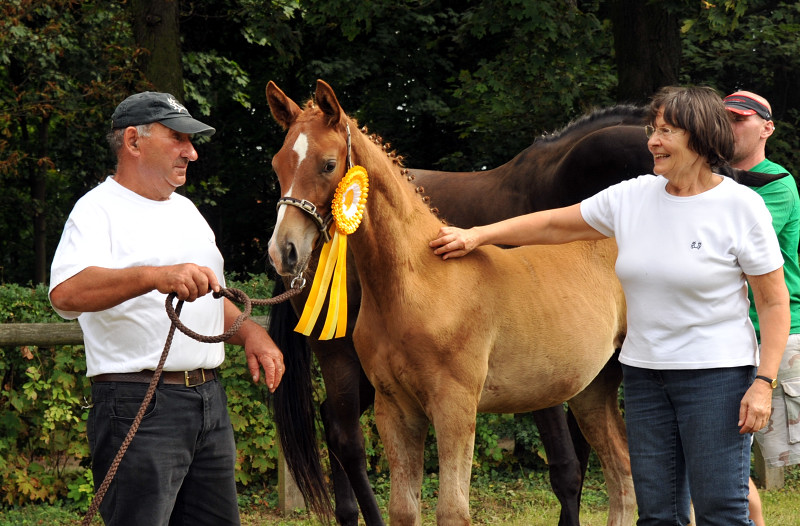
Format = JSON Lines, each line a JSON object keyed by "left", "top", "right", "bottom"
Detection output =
{"left": 49, "top": 92, "right": 284, "bottom": 526}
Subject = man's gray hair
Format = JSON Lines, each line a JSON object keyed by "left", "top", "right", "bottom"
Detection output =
{"left": 106, "top": 123, "right": 154, "bottom": 155}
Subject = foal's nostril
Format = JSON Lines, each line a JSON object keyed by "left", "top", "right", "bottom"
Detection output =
{"left": 285, "top": 242, "right": 298, "bottom": 269}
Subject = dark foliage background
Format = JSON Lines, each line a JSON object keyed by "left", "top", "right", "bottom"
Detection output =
{"left": 3, "top": 0, "right": 800, "bottom": 514}
{"left": 2, "top": 1, "right": 798, "bottom": 284}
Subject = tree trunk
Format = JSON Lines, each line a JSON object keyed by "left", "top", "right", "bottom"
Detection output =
{"left": 611, "top": 0, "right": 681, "bottom": 105}
{"left": 129, "top": 0, "right": 185, "bottom": 100}
{"left": 32, "top": 116, "right": 50, "bottom": 284}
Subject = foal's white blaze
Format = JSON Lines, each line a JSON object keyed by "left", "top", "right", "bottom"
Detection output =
{"left": 273, "top": 181, "right": 295, "bottom": 228}
{"left": 293, "top": 133, "right": 309, "bottom": 166}
{"left": 272, "top": 133, "right": 307, "bottom": 230}
{"left": 269, "top": 135, "right": 307, "bottom": 251}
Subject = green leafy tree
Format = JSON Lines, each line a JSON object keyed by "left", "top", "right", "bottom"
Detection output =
{"left": 446, "top": 0, "right": 618, "bottom": 169}
{"left": 0, "top": 1, "right": 142, "bottom": 285}
{"left": 682, "top": 0, "right": 800, "bottom": 174}
{"left": 3, "top": 0, "right": 800, "bottom": 282}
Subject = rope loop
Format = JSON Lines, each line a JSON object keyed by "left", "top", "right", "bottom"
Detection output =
{"left": 165, "top": 288, "right": 251, "bottom": 343}
{"left": 165, "top": 284, "right": 305, "bottom": 343}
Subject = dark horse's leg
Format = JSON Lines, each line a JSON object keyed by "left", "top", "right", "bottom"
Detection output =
{"left": 269, "top": 281, "right": 333, "bottom": 521}
{"left": 316, "top": 342, "right": 383, "bottom": 526}
{"left": 566, "top": 406, "right": 592, "bottom": 500}
{"left": 271, "top": 278, "right": 384, "bottom": 526}
{"left": 530, "top": 406, "right": 587, "bottom": 526}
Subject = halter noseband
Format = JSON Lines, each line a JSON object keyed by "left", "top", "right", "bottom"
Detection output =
{"left": 275, "top": 123, "right": 354, "bottom": 246}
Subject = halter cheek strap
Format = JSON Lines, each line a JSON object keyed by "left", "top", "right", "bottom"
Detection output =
{"left": 275, "top": 197, "right": 333, "bottom": 244}
{"left": 275, "top": 123, "right": 354, "bottom": 246}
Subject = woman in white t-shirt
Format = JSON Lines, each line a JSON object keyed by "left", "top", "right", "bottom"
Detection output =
{"left": 429, "top": 86, "right": 789, "bottom": 525}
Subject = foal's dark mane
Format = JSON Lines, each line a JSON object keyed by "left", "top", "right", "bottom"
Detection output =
{"left": 535, "top": 105, "right": 647, "bottom": 143}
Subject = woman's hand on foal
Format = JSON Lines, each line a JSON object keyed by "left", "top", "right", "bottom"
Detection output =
{"left": 430, "top": 226, "right": 480, "bottom": 259}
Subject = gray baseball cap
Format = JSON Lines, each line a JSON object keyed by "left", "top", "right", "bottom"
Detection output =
{"left": 111, "top": 92, "right": 216, "bottom": 136}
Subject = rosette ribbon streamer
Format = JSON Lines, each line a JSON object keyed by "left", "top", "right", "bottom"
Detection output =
{"left": 295, "top": 163, "right": 369, "bottom": 339}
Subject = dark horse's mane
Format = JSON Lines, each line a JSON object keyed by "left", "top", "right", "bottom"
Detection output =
{"left": 535, "top": 104, "right": 788, "bottom": 188}
{"left": 535, "top": 104, "right": 647, "bottom": 143}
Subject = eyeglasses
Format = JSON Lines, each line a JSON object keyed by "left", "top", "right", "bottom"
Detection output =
{"left": 644, "top": 125, "right": 685, "bottom": 139}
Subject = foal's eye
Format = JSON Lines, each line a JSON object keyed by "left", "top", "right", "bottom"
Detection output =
{"left": 323, "top": 160, "right": 337, "bottom": 174}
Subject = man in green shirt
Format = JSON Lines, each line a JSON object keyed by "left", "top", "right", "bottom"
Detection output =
{"left": 725, "top": 90, "right": 800, "bottom": 526}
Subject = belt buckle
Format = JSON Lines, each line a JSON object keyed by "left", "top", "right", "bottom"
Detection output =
{"left": 184, "top": 369, "right": 206, "bottom": 387}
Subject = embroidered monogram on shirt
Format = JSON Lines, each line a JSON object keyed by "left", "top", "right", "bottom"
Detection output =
{"left": 690, "top": 241, "right": 702, "bottom": 250}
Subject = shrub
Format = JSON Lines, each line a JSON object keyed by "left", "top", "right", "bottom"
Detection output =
{"left": 0, "top": 284, "right": 91, "bottom": 507}
{"left": 0, "top": 276, "right": 297, "bottom": 510}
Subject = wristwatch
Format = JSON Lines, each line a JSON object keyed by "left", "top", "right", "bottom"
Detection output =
{"left": 755, "top": 375, "right": 778, "bottom": 389}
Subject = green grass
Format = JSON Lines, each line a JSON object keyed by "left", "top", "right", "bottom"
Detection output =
{"left": 0, "top": 503, "right": 95, "bottom": 526}
{"left": 3, "top": 465, "right": 800, "bottom": 525}
{"left": 237, "top": 470, "right": 800, "bottom": 525}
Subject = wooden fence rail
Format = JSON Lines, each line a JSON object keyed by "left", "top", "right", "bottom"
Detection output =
{"left": 0, "top": 319, "right": 306, "bottom": 513}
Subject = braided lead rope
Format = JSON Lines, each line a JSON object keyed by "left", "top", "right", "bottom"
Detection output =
{"left": 82, "top": 284, "right": 303, "bottom": 525}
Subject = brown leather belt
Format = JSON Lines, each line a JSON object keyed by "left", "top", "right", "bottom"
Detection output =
{"left": 92, "top": 368, "right": 216, "bottom": 387}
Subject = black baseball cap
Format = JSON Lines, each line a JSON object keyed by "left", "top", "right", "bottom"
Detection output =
{"left": 111, "top": 92, "right": 216, "bottom": 136}
{"left": 723, "top": 93, "right": 772, "bottom": 121}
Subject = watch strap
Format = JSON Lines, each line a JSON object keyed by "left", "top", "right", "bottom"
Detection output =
{"left": 755, "top": 375, "right": 777, "bottom": 389}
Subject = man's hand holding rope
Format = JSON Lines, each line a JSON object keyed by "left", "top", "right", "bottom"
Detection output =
{"left": 223, "top": 298, "right": 284, "bottom": 391}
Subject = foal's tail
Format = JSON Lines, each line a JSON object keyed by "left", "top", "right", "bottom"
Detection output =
{"left": 270, "top": 278, "right": 334, "bottom": 520}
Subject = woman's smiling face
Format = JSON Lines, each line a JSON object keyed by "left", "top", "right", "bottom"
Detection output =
{"left": 647, "top": 109, "right": 694, "bottom": 178}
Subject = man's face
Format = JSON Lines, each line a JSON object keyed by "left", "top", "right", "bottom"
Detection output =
{"left": 728, "top": 112, "right": 771, "bottom": 165}
{"left": 138, "top": 122, "right": 199, "bottom": 199}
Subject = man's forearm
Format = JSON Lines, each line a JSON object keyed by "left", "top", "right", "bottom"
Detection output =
{"left": 50, "top": 266, "right": 158, "bottom": 313}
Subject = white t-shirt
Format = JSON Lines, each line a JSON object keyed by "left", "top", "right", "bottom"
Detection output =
{"left": 49, "top": 177, "right": 226, "bottom": 376}
{"left": 581, "top": 175, "right": 783, "bottom": 370}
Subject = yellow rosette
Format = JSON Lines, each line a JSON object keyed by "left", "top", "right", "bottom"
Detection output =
{"left": 295, "top": 166, "right": 368, "bottom": 339}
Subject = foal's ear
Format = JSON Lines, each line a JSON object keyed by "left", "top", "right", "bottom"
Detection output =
{"left": 315, "top": 79, "right": 343, "bottom": 128}
{"left": 266, "top": 81, "right": 301, "bottom": 130}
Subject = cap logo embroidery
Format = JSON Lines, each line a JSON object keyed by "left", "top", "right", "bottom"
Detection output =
{"left": 166, "top": 96, "right": 187, "bottom": 114}
{"left": 690, "top": 241, "right": 702, "bottom": 250}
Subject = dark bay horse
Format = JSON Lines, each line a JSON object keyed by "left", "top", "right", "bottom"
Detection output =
{"left": 269, "top": 101, "right": 653, "bottom": 524}
{"left": 267, "top": 79, "right": 637, "bottom": 525}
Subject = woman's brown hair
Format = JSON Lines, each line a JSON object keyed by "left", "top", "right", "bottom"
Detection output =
{"left": 648, "top": 86, "right": 734, "bottom": 169}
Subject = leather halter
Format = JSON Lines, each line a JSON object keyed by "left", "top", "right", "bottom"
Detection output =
{"left": 275, "top": 123, "right": 354, "bottom": 245}
{"left": 275, "top": 196, "right": 333, "bottom": 244}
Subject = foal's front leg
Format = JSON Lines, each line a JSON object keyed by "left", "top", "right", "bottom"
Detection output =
{"left": 429, "top": 392, "right": 480, "bottom": 526}
{"left": 374, "top": 393, "right": 429, "bottom": 526}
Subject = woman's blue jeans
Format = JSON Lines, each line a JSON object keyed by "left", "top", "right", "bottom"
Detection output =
{"left": 622, "top": 364, "right": 755, "bottom": 526}
{"left": 88, "top": 378, "right": 240, "bottom": 526}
